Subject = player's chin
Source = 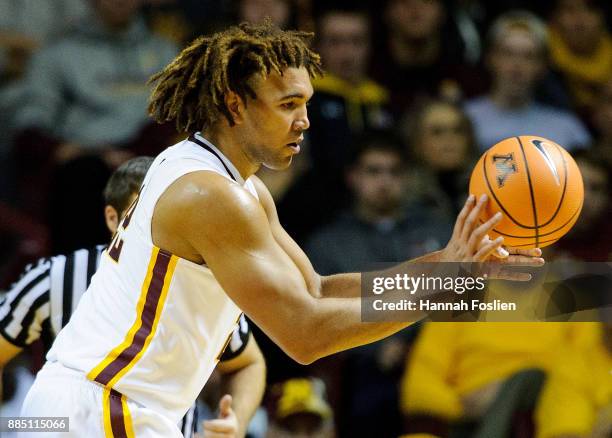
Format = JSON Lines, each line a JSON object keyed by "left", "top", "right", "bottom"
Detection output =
{"left": 264, "top": 155, "right": 293, "bottom": 170}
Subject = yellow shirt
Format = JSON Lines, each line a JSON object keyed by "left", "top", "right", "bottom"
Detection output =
{"left": 536, "top": 323, "right": 612, "bottom": 438}
{"left": 549, "top": 28, "right": 612, "bottom": 109}
{"left": 401, "top": 322, "right": 578, "bottom": 420}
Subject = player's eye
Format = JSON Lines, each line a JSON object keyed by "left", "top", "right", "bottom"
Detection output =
{"left": 281, "top": 102, "right": 297, "bottom": 110}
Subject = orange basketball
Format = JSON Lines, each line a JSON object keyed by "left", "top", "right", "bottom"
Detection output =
{"left": 469, "top": 136, "right": 584, "bottom": 248}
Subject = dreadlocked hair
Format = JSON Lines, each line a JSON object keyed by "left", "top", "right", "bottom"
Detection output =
{"left": 148, "top": 19, "right": 323, "bottom": 133}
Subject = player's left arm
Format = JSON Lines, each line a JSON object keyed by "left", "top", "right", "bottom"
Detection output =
{"left": 252, "top": 176, "right": 449, "bottom": 298}
{"left": 204, "top": 336, "right": 266, "bottom": 438}
{"left": 251, "top": 177, "right": 543, "bottom": 299}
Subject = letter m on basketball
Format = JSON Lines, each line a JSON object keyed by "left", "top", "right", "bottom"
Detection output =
{"left": 492, "top": 153, "right": 517, "bottom": 187}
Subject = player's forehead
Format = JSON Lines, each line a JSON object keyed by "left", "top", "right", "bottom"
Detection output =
{"left": 251, "top": 66, "right": 314, "bottom": 101}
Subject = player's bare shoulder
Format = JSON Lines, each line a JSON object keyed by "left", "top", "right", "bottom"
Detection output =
{"left": 153, "top": 171, "right": 269, "bottom": 264}
{"left": 249, "top": 175, "right": 278, "bottom": 219}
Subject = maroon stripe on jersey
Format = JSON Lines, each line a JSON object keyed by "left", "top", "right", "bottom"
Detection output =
{"left": 109, "top": 389, "right": 128, "bottom": 438}
{"left": 94, "top": 250, "right": 171, "bottom": 386}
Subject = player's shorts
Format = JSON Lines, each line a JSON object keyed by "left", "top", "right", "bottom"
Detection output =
{"left": 20, "top": 361, "right": 183, "bottom": 437}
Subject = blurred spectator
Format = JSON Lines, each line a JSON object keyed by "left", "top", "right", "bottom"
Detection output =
{"left": 535, "top": 322, "right": 612, "bottom": 438}
{"left": 549, "top": 0, "right": 612, "bottom": 116}
{"left": 551, "top": 150, "right": 612, "bottom": 261}
{"left": 400, "top": 99, "right": 478, "bottom": 221}
{"left": 465, "top": 10, "right": 591, "bottom": 151}
{"left": 0, "top": 0, "right": 90, "bottom": 202}
{"left": 306, "top": 132, "right": 449, "bottom": 274}
{"left": 308, "top": 5, "right": 392, "bottom": 176}
{"left": 401, "top": 322, "right": 576, "bottom": 437}
{"left": 305, "top": 133, "right": 448, "bottom": 438}
{"left": 371, "top": 0, "right": 468, "bottom": 115}
{"left": 11, "top": 0, "right": 178, "bottom": 252}
{"left": 0, "top": 0, "right": 91, "bottom": 83}
{"left": 266, "top": 378, "right": 334, "bottom": 438}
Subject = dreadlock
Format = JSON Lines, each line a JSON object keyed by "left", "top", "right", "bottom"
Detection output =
{"left": 148, "top": 20, "right": 323, "bottom": 133}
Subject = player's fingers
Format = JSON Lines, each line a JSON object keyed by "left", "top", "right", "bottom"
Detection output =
{"left": 505, "top": 247, "right": 543, "bottom": 258}
{"left": 493, "top": 246, "right": 510, "bottom": 258}
{"left": 460, "top": 195, "right": 489, "bottom": 243}
{"left": 474, "top": 236, "right": 504, "bottom": 261}
{"left": 503, "top": 254, "right": 545, "bottom": 266}
{"left": 219, "top": 394, "right": 232, "bottom": 417}
{"left": 493, "top": 269, "right": 533, "bottom": 282}
{"left": 452, "top": 194, "right": 475, "bottom": 239}
{"left": 467, "top": 212, "right": 502, "bottom": 252}
{"left": 479, "top": 236, "right": 509, "bottom": 259}
{"left": 203, "top": 419, "right": 236, "bottom": 433}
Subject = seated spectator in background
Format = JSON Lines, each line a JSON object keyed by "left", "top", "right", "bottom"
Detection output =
{"left": 305, "top": 134, "right": 449, "bottom": 438}
{"left": 371, "top": 0, "right": 468, "bottom": 115}
{"left": 266, "top": 378, "right": 334, "bottom": 438}
{"left": 536, "top": 322, "right": 612, "bottom": 438}
{"left": 401, "top": 322, "right": 578, "bottom": 438}
{"left": 0, "top": 0, "right": 90, "bottom": 202}
{"left": 0, "top": 0, "right": 90, "bottom": 83}
{"left": 549, "top": 0, "right": 612, "bottom": 116}
{"left": 400, "top": 99, "right": 478, "bottom": 222}
{"left": 305, "top": 133, "right": 449, "bottom": 274}
{"left": 465, "top": 10, "right": 591, "bottom": 151}
{"left": 550, "top": 150, "right": 612, "bottom": 261}
{"left": 12, "top": 0, "right": 178, "bottom": 252}
{"left": 308, "top": 5, "right": 392, "bottom": 175}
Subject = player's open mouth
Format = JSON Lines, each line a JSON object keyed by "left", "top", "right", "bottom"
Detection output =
{"left": 287, "top": 142, "right": 301, "bottom": 153}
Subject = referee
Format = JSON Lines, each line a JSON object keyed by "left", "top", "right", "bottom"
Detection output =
{"left": 0, "top": 157, "right": 258, "bottom": 437}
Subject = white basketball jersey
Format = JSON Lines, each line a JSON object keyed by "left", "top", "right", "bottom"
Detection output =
{"left": 46, "top": 133, "right": 257, "bottom": 423}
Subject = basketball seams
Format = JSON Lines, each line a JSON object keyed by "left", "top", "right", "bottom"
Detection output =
{"left": 516, "top": 136, "right": 539, "bottom": 246}
{"left": 509, "top": 237, "right": 560, "bottom": 248}
{"left": 483, "top": 201, "right": 582, "bottom": 239}
{"left": 536, "top": 141, "right": 568, "bottom": 227}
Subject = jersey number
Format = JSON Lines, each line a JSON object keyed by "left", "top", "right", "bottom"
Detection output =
{"left": 108, "top": 194, "right": 140, "bottom": 263}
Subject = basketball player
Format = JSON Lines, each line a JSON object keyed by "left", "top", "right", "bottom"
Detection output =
{"left": 20, "top": 21, "right": 543, "bottom": 437}
{"left": 2, "top": 157, "right": 263, "bottom": 437}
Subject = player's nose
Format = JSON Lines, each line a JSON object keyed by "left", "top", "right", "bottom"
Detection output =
{"left": 294, "top": 111, "right": 310, "bottom": 132}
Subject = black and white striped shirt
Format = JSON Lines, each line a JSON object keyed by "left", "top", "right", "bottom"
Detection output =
{"left": 0, "top": 245, "right": 105, "bottom": 349}
{"left": 0, "top": 244, "right": 251, "bottom": 436}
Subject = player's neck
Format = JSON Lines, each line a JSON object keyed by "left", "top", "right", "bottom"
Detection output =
{"left": 201, "top": 127, "right": 259, "bottom": 180}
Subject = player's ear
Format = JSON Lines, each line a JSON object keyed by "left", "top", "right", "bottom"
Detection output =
{"left": 105, "top": 205, "right": 119, "bottom": 234}
{"left": 224, "top": 91, "right": 246, "bottom": 125}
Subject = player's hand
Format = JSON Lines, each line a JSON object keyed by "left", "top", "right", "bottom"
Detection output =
{"left": 202, "top": 394, "right": 239, "bottom": 438}
{"left": 441, "top": 194, "right": 505, "bottom": 262}
{"left": 478, "top": 236, "right": 545, "bottom": 281}
{"left": 440, "top": 195, "right": 545, "bottom": 281}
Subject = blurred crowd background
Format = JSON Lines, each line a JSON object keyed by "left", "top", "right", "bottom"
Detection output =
{"left": 1, "top": 0, "right": 611, "bottom": 437}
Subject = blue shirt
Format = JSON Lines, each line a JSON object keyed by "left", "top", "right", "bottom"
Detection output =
{"left": 465, "top": 96, "right": 591, "bottom": 152}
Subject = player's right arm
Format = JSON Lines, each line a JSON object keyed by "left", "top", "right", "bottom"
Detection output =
{"left": 156, "top": 172, "right": 420, "bottom": 364}
{"left": 159, "top": 174, "right": 501, "bottom": 365}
